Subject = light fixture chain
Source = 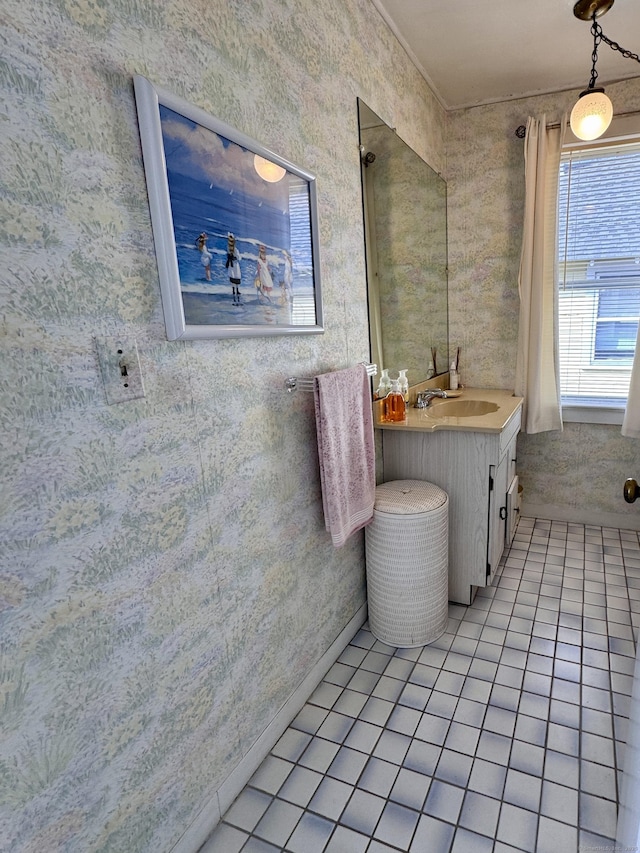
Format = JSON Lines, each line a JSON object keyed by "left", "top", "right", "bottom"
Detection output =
{"left": 599, "top": 28, "right": 640, "bottom": 64}
{"left": 589, "top": 16, "right": 602, "bottom": 88}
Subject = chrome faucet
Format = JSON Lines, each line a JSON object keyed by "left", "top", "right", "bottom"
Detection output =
{"left": 415, "top": 389, "right": 448, "bottom": 408}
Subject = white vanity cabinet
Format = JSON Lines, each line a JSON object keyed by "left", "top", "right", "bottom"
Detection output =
{"left": 381, "top": 406, "right": 521, "bottom": 605}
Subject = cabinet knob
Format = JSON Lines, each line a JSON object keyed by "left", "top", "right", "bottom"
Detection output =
{"left": 624, "top": 478, "right": 639, "bottom": 504}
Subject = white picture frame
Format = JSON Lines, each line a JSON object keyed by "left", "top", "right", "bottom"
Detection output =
{"left": 133, "top": 75, "right": 324, "bottom": 340}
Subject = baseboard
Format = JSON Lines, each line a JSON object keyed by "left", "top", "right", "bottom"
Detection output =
{"left": 171, "top": 602, "right": 368, "bottom": 853}
{"left": 522, "top": 502, "right": 640, "bottom": 532}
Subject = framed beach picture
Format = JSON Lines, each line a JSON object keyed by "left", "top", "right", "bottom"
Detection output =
{"left": 133, "top": 75, "right": 324, "bottom": 340}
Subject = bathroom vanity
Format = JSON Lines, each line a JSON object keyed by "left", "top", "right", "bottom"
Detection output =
{"left": 375, "top": 388, "right": 523, "bottom": 605}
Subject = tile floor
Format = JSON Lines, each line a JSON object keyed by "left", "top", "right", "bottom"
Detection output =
{"left": 201, "top": 517, "right": 640, "bottom": 852}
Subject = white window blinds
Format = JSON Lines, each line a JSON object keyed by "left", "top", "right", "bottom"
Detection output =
{"left": 288, "top": 177, "right": 316, "bottom": 326}
{"left": 558, "top": 141, "right": 640, "bottom": 407}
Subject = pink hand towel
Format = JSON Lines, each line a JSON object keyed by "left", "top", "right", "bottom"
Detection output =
{"left": 314, "top": 364, "right": 376, "bottom": 547}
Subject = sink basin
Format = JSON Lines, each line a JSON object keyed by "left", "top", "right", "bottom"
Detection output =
{"left": 428, "top": 399, "right": 499, "bottom": 417}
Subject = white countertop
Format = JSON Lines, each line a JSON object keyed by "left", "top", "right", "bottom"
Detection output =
{"left": 374, "top": 387, "right": 523, "bottom": 434}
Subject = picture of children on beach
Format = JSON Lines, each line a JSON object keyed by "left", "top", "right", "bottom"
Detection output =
{"left": 157, "top": 103, "right": 319, "bottom": 330}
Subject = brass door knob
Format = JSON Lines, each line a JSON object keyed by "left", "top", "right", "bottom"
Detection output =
{"left": 624, "top": 478, "right": 639, "bottom": 504}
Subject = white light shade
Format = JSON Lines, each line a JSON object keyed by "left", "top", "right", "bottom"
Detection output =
{"left": 570, "top": 89, "right": 613, "bottom": 141}
{"left": 254, "top": 155, "right": 286, "bottom": 183}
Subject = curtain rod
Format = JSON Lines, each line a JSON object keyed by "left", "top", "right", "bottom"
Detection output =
{"left": 515, "top": 109, "right": 640, "bottom": 138}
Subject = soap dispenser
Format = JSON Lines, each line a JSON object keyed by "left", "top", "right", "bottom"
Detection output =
{"left": 398, "top": 369, "right": 409, "bottom": 403}
{"left": 374, "top": 368, "right": 391, "bottom": 400}
{"left": 449, "top": 361, "right": 459, "bottom": 390}
{"left": 382, "top": 378, "right": 406, "bottom": 422}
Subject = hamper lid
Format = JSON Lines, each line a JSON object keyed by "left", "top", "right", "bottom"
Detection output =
{"left": 374, "top": 479, "right": 447, "bottom": 514}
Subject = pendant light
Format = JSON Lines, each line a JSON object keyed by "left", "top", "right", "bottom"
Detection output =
{"left": 570, "top": 0, "right": 640, "bottom": 141}
{"left": 570, "top": 89, "right": 613, "bottom": 142}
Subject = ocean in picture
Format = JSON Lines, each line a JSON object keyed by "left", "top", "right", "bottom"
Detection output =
{"left": 159, "top": 105, "right": 317, "bottom": 328}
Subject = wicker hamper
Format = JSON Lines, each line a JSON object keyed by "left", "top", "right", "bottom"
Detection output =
{"left": 365, "top": 479, "right": 449, "bottom": 648}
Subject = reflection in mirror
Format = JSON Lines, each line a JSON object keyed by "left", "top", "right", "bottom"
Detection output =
{"left": 358, "top": 100, "right": 449, "bottom": 385}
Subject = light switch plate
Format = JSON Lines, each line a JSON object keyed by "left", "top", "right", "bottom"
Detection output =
{"left": 95, "top": 336, "right": 145, "bottom": 405}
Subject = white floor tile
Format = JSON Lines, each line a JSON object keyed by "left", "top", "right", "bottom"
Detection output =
{"left": 540, "top": 778, "right": 579, "bottom": 826}
{"left": 579, "top": 790, "right": 618, "bottom": 837}
{"left": 326, "top": 746, "right": 368, "bottom": 784}
{"left": 224, "top": 788, "right": 272, "bottom": 832}
{"left": 199, "top": 822, "right": 248, "bottom": 853}
{"left": 359, "top": 697, "right": 394, "bottom": 727}
{"left": 496, "top": 802, "right": 539, "bottom": 852}
{"left": 204, "top": 518, "right": 631, "bottom": 853}
{"left": 316, "top": 711, "right": 355, "bottom": 743}
{"left": 373, "top": 801, "right": 419, "bottom": 850}
{"left": 402, "top": 739, "right": 441, "bottom": 776}
{"left": 503, "top": 767, "right": 542, "bottom": 812}
{"left": 468, "top": 757, "right": 507, "bottom": 799}
{"left": 458, "top": 790, "right": 500, "bottom": 838}
{"left": 423, "top": 778, "right": 464, "bottom": 824}
{"left": 286, "top": 811, "right": 334, "bottom": 853}
{"left": 357, "top": 756, "right": 399, "bottom": 797}
{"left": 451, "top": 826, "right": 494, "bottom": 853}
{"left": 324, "top": 825, "right": 368, "bottom": 853}
{"left": 536, "top": 815, "right": 578, "bottom": 853}
{"left": 298, "top": 737, "right": 341, "bottom": 773}
{"left": 253, "top": 799, "right": 303, "bottom": 846}
{"left": 308, "top": 776, "right": 354, "bottom": 820}
{"left": 509, "top": 740, "right": 544, "bottom": 776}
{"left": 278, "top": 765, "right": 324, "bottom": 807}
{"left": 340, "top": 788, "right": 385, "bottom": 835}
{"left": 389, "top": 766, "right": 431, "bottom": 811}
{"left": 249, "top": 755, "right": 294, "bottom": 795}
{"left": 410, "top": 814, "right": 455, "bottom": 852}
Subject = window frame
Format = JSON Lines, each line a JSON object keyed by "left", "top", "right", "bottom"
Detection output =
{"left": 557, "top": 117, "right": 640, "bottom": 425}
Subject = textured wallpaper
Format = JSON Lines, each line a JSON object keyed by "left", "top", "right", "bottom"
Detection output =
{"left": 0, "top": 0, "right": 445, "bottom": 850}
{"left": 7, "top": 0, "right": 636, "bottom": 848}
{"left": 446, "top": 78, "right": 640, "bottom": 525}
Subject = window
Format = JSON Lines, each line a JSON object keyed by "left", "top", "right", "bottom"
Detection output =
{"left": 594, "top": 285, "right": 640, "bottom": 361}
{"left": 557, "top": 140, "right": 640, "bottom": 417}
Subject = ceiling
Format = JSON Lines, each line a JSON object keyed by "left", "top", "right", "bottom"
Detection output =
{"left": 371, "top": 0, "right": 640, "bottom": 110}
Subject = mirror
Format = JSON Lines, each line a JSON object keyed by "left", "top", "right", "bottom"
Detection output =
{"left": 358, "top": 100, "right": 449, "bottom": 385}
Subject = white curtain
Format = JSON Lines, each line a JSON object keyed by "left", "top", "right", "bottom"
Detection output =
{"left": 515, "top": 115, "right": 567, "bottom": 433}
{"left": 622, "top": 348, "right": 640, "bottom": 436}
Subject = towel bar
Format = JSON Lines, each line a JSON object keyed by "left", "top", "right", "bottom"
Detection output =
{"left": 285, "top": 363, "right": 377, "bottom": 392}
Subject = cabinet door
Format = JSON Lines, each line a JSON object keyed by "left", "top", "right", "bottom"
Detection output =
{"left": 487, "top": 450, "right": 509, "bottom": 584}
{"left": 506, "top": 475, "right": 520, "bottom": 546}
